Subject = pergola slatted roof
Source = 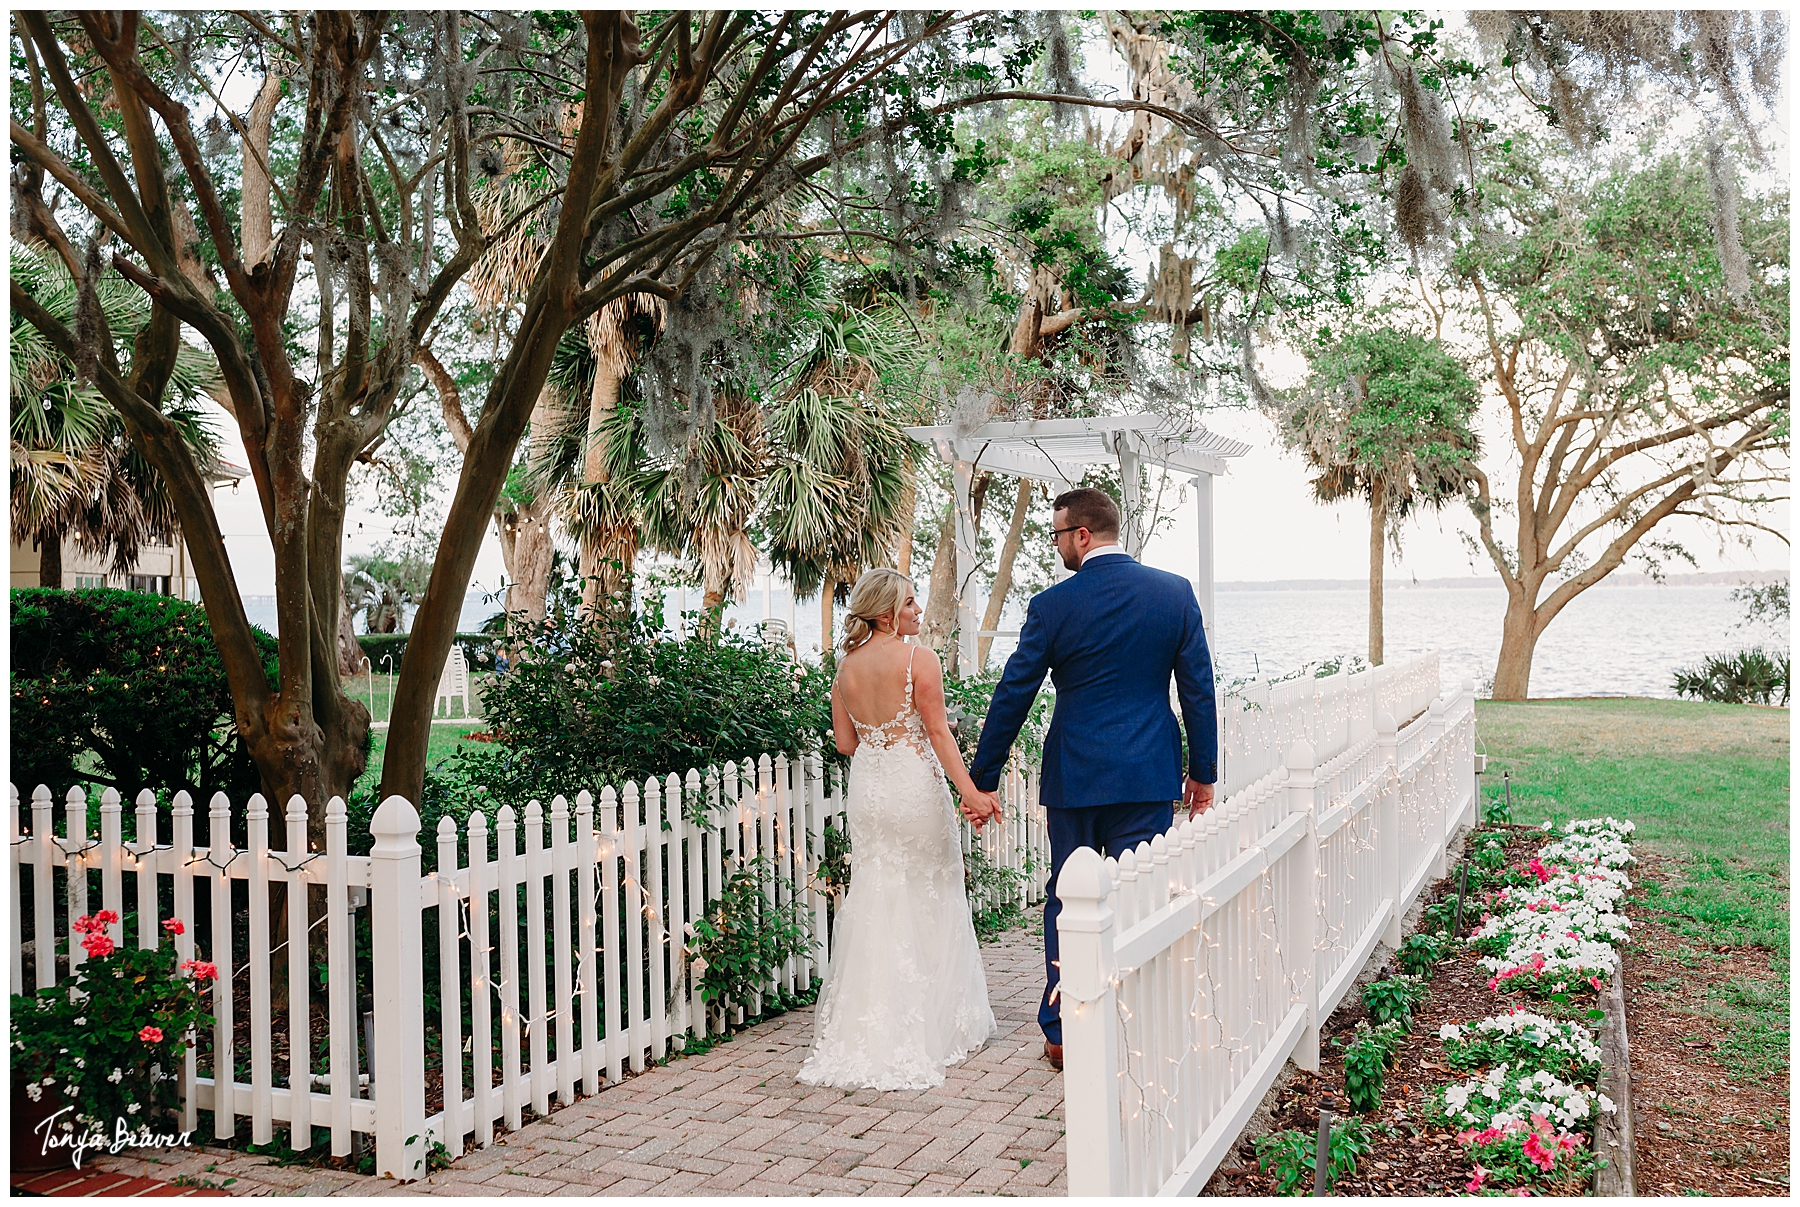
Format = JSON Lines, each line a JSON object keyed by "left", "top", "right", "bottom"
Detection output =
{"left": 903, "top": 415, "right": 1251, "bottom": 483}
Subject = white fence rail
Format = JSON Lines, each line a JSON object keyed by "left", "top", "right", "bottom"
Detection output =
{"left": 1217, "top": 650, "right": 1439, "bottom": 799}
{"left": 9, "top": 754, "right": 1043, "bottom": 1181}
{"left": 1060, "top": 677, "right": 1477, "bottom": 1196}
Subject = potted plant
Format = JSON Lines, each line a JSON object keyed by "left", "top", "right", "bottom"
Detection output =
{"left": 11, "top": 912, "right": 213, "bottom": 1169}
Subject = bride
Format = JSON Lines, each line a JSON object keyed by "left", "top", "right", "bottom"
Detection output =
{"left": 797, "top": 568, "right": 1000, "bottom": 1090}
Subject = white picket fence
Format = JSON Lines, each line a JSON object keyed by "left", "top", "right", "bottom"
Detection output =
{"left": 1217, "top": 651, "right": 1440, "bottom": 798}
{"left": 9, "top": 754, "right": 1044, "bottom": 1182}
{"left": 1059, "top": 677, "right": 1478, "bottom": 1196}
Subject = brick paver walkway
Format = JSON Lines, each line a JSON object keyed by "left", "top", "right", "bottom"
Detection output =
{"left": 88, "top": 927, "right": 1067, "bottom": 1197}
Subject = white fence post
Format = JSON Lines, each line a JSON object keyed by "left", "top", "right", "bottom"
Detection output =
{"left": 1425, "top": 697, "right": 1449, "bottom": 878}
{"left": 1284, "top": 741, "right": 1320, "bottom": 1073}
{"left": 1057, "top": 846, "right": 1126, "bottom": 1196}
{"left": 368, "top": 794, "right": 427, "bottom": 1181}
{"left": 1376, "top": 713, "right": 1402, "bottom": 950}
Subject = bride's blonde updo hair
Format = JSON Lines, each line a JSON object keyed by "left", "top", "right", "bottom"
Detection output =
{"left": 841, "top": 568, "right": 913, "bottom": 655}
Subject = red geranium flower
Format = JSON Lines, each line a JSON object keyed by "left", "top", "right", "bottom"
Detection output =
{"left": 162, "top": 919, "right": 185, "bottom": 935}
{"left": 138, "top": 1025, "right": 164, "bottom": 1043}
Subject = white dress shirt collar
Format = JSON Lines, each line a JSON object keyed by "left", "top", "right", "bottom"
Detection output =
{"left": 1079, "top": 543, "right": 1131, "bottom": 566}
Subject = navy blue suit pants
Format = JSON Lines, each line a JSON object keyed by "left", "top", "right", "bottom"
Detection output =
{"left": 1040, "top": 800, "right": 1174, "bottom": 1045}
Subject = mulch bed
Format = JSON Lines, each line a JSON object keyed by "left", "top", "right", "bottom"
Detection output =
{"left": 1622, "top": 851, "right": 1789, "bottom": 1196}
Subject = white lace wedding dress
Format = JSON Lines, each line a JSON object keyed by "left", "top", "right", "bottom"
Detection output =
{"left": 797, "top": 649, "right": 997, "bottom": 1090}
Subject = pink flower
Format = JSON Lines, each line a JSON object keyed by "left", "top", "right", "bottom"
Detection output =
{"left": 162, "top": 919, "right": 185, "bottom": 935}
{"left": 1522, "top": 1132, "right": 1557, "bottom": 1171}
{"left": 1588, "top": 976, "right": 1604, "bottom": 992}
{"left": 180, "top": 959, "right": 219, "bottom": 982}
{"left": 80, "top": 931, "right": 116, "bottom": 959}
{"left": 1467, "top": 1166, "right": 1490, "bottom": 1193}
{"left": 138, "top": 1025, "right": 164, "bottom": 1043}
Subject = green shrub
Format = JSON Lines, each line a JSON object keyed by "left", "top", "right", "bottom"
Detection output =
{"left": 452, "top": 603, "right": 833, "bottom": 816}
{"left": 692, "top": 859, "right": 817, "bottom": 1025}
{"left": 1336, "top": 1019, "right": 1406, "bottom": 1113}
{"left": 1398, "top": 931, "right": 1447, "bottom": 974}
{"left": 965, "top": 842, "right": 1035, "bottom": 940}
{"left": 1671, "top": 647, "right": 1789, "bottom": 706}
{"left": 1362, "top": 974, "right": 1428, "bottom": 1028}
{"left": 9, "top": 588, "right": 277, "bottom": 804}
{"left": 1254, "top": 1116, "right": 1372, "bottom": 1195}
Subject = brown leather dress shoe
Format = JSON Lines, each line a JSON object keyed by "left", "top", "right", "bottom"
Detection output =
{"left": 1044, "top": 1041, "right": 1063, "bottom": 1070}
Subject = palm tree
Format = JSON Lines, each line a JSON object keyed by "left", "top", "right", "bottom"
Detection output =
{"left": 761, "top": 306, "right": 927, "bottom": 651}
{"left": 11, "top": 244, "right": 222, "bottom": 587}
{"left": 466, "top": 173, "right": 664, "bottom": 624}
{"left": 1282, "top": 328, "right": 1480, "bottom": 664}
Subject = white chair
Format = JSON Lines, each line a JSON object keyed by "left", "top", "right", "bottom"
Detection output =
{"left": 434, "top": 644, "right": 472, "bottom": 718}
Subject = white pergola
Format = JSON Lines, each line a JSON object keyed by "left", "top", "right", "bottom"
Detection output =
{"left": 904, "top": 414, "right": 1251, "bottom": 672}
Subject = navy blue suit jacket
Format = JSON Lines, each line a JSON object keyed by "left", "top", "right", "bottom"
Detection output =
{"left": 969, "top": 554, "right": 1218, "bottom": 809}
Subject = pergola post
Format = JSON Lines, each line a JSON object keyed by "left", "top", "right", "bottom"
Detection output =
{"left": 1050, "top": 477, "right": 1076, "bottom": 583}
{"left": 1190, "top": 474, "right": 1216, "bottom": 648}
{"left": 1117, "top": 442, "right": 1144, "bottom": 557}
{"left": 952, "top": 439, "right": 980, "bottom": 676}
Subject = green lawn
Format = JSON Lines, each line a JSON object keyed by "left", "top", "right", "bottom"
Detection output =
{"left": 351, "top": 720, "right": 490, "bottom": 801}
{"left": 1475, "top": 697, "right": 1789, "bottom": 1079}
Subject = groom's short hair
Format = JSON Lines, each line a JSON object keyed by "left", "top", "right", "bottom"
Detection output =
{"left": 1052, "top": 487, "right": 1121, "bottom": 539}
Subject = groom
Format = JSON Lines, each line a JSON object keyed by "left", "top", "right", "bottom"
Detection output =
{"left": 967, "top": 487, "right": 1217, "bottom": 1070}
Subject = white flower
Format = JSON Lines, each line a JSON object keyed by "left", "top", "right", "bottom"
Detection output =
{"left": 25, "top": 1083, "right": 41, "bottom": 1102}
{"left": 108, "top": 1068, "right": 124, "bottom": 1084}
{"left": 42, "top": 1076, "right": 55, "bottom": 1086}
{"left": 127, "top": 1103, "right": 141, "bottom": 1115}
{"left": 73, "top": 1057, "right": 85, "bottom": 1069}
{"left": 1438, "top": 1023, "right": 1466, "bottom": 1041}
{"left": 73, "top": 1016, "right": 87, "bottom": 1026}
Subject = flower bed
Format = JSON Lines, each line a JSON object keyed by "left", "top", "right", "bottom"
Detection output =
{"left": 1213, "top": 816, "right": 1636, "bottom": 1197}
{"left": 1434, "top": 817, "right": 1633, "bottom": 1194}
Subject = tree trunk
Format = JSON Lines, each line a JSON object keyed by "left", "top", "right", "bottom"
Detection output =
{"left": 509, "top": 502, "right": 554, "bottom": 622}
{"left": 978, "top": 478, "right": 1033, "bottom": 672}
{"left": 336, "top": 593, "right": 367, "bottom": 677}
{"left": 919, "top": 499, "right": 958, "bottom": 654}
{"left": 895, "top": 475, "right": 916, "bottom": 576}
{"left": 37, "top": 529, "right": 62, "bottom": 588}
{"left": 240, "top": 73, "right": 282, "bottom": 269}
{"left": 1368, "top": 476, "right": 1386, "bottom": 666}
{"left": 820, "top": 579, "right": 835, "bottom": 657}
{"left": 580, "top": 360, "right": 627, "bottom": 620}
{"left": 1491, "top": 594, "right": 1538, "bottom": 700}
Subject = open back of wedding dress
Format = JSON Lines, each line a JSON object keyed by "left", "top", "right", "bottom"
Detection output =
{"left": 797, "top": 647, "right": 996, "bottom": 1090}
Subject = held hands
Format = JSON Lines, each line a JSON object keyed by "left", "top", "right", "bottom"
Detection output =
{"left": 959, "top": 786, "right": 1001, "bottom": 830}
{"left": 1184, "top": 777, "right": 1216, "bottom": 820}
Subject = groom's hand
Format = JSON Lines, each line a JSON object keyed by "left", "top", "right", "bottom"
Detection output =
{"left": 1185, "top": 777, "right": 1215, "bottom": 820}
{"left": 961, "top": 789, "right": 1000, "bottom": 829}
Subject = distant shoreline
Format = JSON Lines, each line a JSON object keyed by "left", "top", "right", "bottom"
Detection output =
{"left": 1216, "top": 571, "right": 1785, "bottom": 592}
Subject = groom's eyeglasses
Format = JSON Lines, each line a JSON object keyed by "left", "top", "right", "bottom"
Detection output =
{"left": 1049, "top": 525, "right": 1087, "bottom": 542}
